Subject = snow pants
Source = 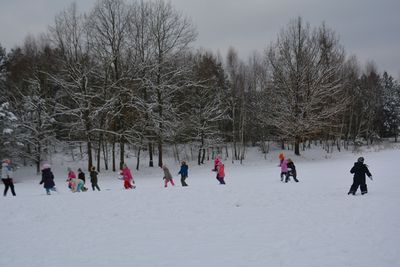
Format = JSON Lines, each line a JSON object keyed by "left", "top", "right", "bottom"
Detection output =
{"left": 348, "top": 177, "right": 367, "bottom": 194}
{"left": 92, "top": 183, "right": 101, "bottom": 191}
{"left": 2, "top": 178, "right": 16, "bottom": 196}
{"left": 124, "top": 180, "right": 134, "bottom": 189}
{"left": 164, "top": 178, "right": 175, "bottom": 187}
{"left": 280, "top": 172, "right": 287, "bottom": 182}
{"left": 285, "top": 170, "right": 299, "bottom": 183}
{"left": 181, "top": 176, "right": 188, "bottom": 186}
{"left": 45, "top": 187, "right": 57, "bottom": 195}
{"left": 216, "top": 176, "right": 225, "bottom": 185}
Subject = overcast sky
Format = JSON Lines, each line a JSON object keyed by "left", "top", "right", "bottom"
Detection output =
{"left": 1, "top": 0, "right": 399, "bottom": 76}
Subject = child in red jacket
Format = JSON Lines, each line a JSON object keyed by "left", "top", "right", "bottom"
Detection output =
{"left": 216, "top": 161, "right": 225, "bottom": 184}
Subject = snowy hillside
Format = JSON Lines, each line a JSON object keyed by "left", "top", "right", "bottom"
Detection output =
{"left": 1, "top": 147, "right": 400, "bottom": 267}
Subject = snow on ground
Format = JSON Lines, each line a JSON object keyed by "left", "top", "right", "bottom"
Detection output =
{"left": 1, "top": 145, "right": 400, "bottom": 267}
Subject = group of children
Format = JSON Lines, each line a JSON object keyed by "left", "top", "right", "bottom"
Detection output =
{"left": 277, "top": 152, "right": 373, "bottom": 195}
{"left": 278, "top": 153, "right": 299, "bottom": 183}
{"left": 66, "top": 166, "right": 101, "bottom": 193}
{"left": 2, "top": 151, "right": 373, "bottom": 196}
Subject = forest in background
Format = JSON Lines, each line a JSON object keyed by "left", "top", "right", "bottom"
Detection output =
{"left": 1, "top": 0, "right": 399, "bottom": 173}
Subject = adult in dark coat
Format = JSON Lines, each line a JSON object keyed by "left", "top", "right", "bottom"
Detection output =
{"left": 348, "top": 157, "right": 372, "bottom": 195}
{"left": 40, "top": 164, "right": 56, "bottom": 195}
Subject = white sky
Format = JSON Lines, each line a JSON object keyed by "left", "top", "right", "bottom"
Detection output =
{"left": 1, "top": 0, "right": 399, "bottom": 76}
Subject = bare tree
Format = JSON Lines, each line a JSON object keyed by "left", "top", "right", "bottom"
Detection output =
{"left": 268, "top": 17, "right": 346, "bottom": 155}
{"left": 49, "top": 3, "right": 98, "bottom": 170}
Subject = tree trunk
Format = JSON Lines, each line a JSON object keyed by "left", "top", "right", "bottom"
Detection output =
{"left": 294, "top": 137, "right": 301, "bottom": 156}
{"left": 201, "top": 148, "right": 206, "bottom": 164}
{"left": 158, "top": 140, "right": 163, "bottom": 168}
{"left": 97, "top": 135, "right": 102, "bottom": 172}
{"left": 120, "top": 140, "right": 125, "bottom": 170}
{"left": 112, "top": 138, "right": 116, "bottom": 171}
{"left": 87, "top": 141, "right": 93, "bottom": 172}
{"left": 136, "top": 146, "right": 141, "bottom": 171}
{"left": 148, "top": 142, "right": 154, "bottom": 167}
{"left": 198, "top": 148, "right": 202, "bottom": 165}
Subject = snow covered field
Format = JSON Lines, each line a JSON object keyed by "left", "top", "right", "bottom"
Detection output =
{"left": 1, "top": 146, "right": 400, "bottom": 267}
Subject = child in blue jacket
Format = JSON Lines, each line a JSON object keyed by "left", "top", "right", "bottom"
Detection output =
{"left": 178, "top": 161, "right": 189, "bottom": 187}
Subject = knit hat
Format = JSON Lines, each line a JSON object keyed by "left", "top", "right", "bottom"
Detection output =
{"left": 357, "top": 157, "right": 364, "bottom": 163}
{"left": 42, "top": 163, "right": 51, "bottom": 170}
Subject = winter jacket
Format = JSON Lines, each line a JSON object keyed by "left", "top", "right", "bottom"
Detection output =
{"left": 90, "top": 170, "right": 98, "bottom": 184}
{"left": 1, "top": 163, "right": 12, "bottom": 179}
{"left": 350, "top": 162, "right": 372, "bottom": 180}
{"left": 287, "top": 161, "right": 296, "bottom": 172}
{"left": 214, "top": 157, "right": 221, "bottom": 170}
{"left": 280, "top": 159, "right": 288, "bottom": 172}
{"left": 178, "top": 164, "right": 188, "bottom": 177}
{"left": 217, "top": 163, "right": 225, "bottom": 178}
{"left": 40, "top": 168, "right": 55, "bottom": 189}
{"left": 163, "top": 166, "right": 173, "bottom": 180}
{"left": 121, "top": 167, "right": 133, "bottom": 181}
{"left": 68, "top": 171, "right": 76, "bottom": 179}
{"left": 78, "top": 172, "right": 85, "bottom": 183}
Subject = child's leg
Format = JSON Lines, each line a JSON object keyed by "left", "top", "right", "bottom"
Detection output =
{"left": 170, "top": 179, "right": 175, "bottom": 186}
{"left": 77, "top": 183, "right": 83, "bottom": 192}
{"left": 3, "top": 179, "right": 10, "bottom": 196}
{"left": 46, "top": 188, "right": 51, "bottom": 195}
{"left": 348, "top": 179, "right": 359, "bottom": 194}
{"left": 360, "top": 182, "right": 368, "bottom": 194}
{"left": 164, "top": 179, "right": 168, "bottom": 187}
{"left": 293, "top": 171, "right": 299, "bottom": 182}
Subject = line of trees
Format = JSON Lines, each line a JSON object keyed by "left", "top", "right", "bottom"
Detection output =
{"left": 1, "top": 0, "right": 399, "bottom": 173}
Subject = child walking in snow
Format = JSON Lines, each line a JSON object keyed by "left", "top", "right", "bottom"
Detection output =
{"left": 278, "top": 153, "right": 288, "bottom": 182}
{"left": 178, "top": 161, "right": 189, "bottom": 186}
{"left": 66, "top": 167, "right": 76, "bottom": 190}
{"left": 40, "top": 164, "right": 57, "bottom": 195}
{"left": 66, "top": 168, "right": 83, "bottom": 192}
{"left": 216, "top": 161, "right": 225, "bottom": 185}
{"left": 286, "top": 159, "right": 299, "bottom": 183}
{"left": 348, "top": 157, "right": 372, "bottom": 195}
{"left": 1, "top": 159, "right": 16, "bottom": 196}
{"left": 121, "top": 163, "right": 135, "bottom": 189}
{"left": 78, "top": 168, "right": 88, "bottom": 192}
{"left": 90, "top": 166, "right": 101, "bottom": 191}
{"left": 162, "top": 165, "right": 175, "bottom": 187}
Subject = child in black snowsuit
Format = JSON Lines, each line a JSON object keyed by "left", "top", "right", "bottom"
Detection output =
{"left": 90, "top": 166, "right": 101, "bottom": 191}
{"left": 40, "top": 164, "right": 57, "bottom": 195}
{"left": 286, "top": 159, "right": 299, "bottom": 183}
{"left": 78, "top": 168, "right": 88, "bottom": 192}
{"left": 348, "top": 157, "right": 372, "bottom": 195}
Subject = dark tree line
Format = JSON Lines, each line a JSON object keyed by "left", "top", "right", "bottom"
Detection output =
{"left": 1, "top": 1, "right": 399, "bottom": 172}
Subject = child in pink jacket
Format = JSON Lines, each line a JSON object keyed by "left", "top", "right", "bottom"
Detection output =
{"left": 66, "top": 167, "right": 76, "bottom": 190}
{"left": 121, "top": 164, "right": 135, "bottom": 189}
{"left": 279, "top": 158, "right": 288, "bottom": 182}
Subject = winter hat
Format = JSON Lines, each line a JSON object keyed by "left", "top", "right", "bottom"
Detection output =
{"left": 42, "top": 163, "right": 51, "bottom": 170}
{"left": 278, "top": 153, "right": 285, "bottom": 161}
{"left": 357, "top": 157, "right": 364, "bottom": 163}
